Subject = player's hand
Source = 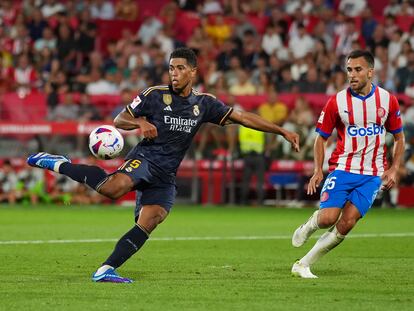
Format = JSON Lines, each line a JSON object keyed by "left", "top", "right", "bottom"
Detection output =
{"left": 283, "top": 131, "right": 300, "bottom": 152}
{"left": 137, "top": 118, "right": 158, "bottom": 139}
{"left": 381, "top": 167, "right": 398, "bottom": 191}
{"left": 307, "top": 170, "right": 324, "bottom": 195}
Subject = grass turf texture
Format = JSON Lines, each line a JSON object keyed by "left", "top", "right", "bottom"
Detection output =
{"left": 0, "top": 204, "right": 413, "bottom": 311}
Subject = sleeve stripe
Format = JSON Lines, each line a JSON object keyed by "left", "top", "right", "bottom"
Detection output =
{"left": 142, "top": 85, "right": 169, "bottom": 96}
{"left": 126, "top": 105, "right": 135, "bottom": 117}
{"left": 315, "top": 128, "right": 331, "bottom": 138}
{"left": 388, "top": 127, "right": 403, "bottom": 134}
{"left": 219, "top": 107, "right": 233, "bottom": 126}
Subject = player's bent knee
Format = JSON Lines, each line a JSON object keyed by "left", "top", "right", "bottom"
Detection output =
{"left": 318, "top": 214, "right": 339, "bottom": 228}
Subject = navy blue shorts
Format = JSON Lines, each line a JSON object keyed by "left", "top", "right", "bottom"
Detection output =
{"left": 319, "top": 170, "right": 381, "bottom": 217}
{"left": 117, "top": 157, "right": 177, "bottom": 218}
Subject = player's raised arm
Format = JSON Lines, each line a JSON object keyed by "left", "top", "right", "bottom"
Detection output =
{"left": 114, "top": 109, "right": 158, "bottom": 139}
{"left": 228, "top": 109, "right": 300, "bottom": 152}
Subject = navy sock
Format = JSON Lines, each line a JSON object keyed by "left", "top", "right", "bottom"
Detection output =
{"left": 103, "top": 225, "right": 149, "bottom": 268}
{"left": 59, "top": 162, "right": 108, "bottom": 190}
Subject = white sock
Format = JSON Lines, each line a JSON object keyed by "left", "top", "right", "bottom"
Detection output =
{"left": 303, "top": 210, "right": 320, "bottom": 236}
{"left": 299, "top": 226, "right": 345, "bottom": 266}
{"left": 95, "top": 264, "right": 113, "bottom": 275}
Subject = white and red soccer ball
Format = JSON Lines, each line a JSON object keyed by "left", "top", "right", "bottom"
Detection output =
{"left": 88, "top": 125, "right": 124, "bottom": 159}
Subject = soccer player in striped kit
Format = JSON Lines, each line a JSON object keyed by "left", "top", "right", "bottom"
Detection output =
{"left": 291, "top": 50, "right": 405, "bottom": 278}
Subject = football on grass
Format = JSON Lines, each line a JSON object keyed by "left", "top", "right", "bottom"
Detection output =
{"left": 89, "top": 125, "right": 124, "bottom": 159}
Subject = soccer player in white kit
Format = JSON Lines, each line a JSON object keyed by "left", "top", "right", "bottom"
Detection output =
{"left": 291, "top": 50, "right": 405, "bottom": 278}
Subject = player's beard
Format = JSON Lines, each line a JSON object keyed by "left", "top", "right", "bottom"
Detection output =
{"left": 350, "top": 79, "right": 369, "bottom": 95}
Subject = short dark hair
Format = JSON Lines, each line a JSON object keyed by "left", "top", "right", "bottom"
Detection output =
{"left": 170, "top": 47, "right": 197, "bottom": 67}
{"left": 347, "top": 50, "right": 375, "bottom": 68}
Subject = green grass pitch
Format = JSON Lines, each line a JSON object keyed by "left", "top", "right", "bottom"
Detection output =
{"left": 0, "top": 204, "right": 413, "bottom": 311}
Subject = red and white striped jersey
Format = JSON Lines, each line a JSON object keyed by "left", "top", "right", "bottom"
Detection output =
{"left": 316, "top": 85, "right": 403, "bottom": 176}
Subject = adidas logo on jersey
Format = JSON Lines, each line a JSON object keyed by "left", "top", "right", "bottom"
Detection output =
{"left": 164, "top": 106, "right": 172, "bottom": 111}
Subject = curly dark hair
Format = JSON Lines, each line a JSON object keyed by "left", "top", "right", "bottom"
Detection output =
{"left": 169, "top": 47, "right": 197, "bottom": 68}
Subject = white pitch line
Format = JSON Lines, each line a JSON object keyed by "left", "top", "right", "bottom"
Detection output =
{"left": 0, "top": 232, "right": 414, "bottom": 245}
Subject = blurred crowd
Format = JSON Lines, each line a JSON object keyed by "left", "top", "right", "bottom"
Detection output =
{"left": 1, "top": 0, "right": 414, "bottom": 205}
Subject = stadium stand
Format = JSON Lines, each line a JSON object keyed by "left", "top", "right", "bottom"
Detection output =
{"left": 0, "top": 0, "right": 413, "bottom": 206}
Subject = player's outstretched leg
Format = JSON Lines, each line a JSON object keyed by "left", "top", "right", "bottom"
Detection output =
{"left": 292, "top": 210, "right": 320, "bottom": 247}
{"left": 27, "top": 152, "right": 112, "bottom": 193}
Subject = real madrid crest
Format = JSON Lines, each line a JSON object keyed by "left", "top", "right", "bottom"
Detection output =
{"left": 163, "top": 94, "right": 172, "bottom": 105}
{"left": 193, "top": 105, "right": 200, "bottom": 116}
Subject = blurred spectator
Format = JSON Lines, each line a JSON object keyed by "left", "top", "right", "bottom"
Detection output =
{"left": 0, "top": 160, "right": 18, "bottom": 203}
{"left": 234, "top": 13, "right": 257, "bottom": 41}
{"left": 10, "top": 23, "right": 32, "bottom": 56}
{"left": 48, "top": 92, "right": 79, "bottom": 121}
{"left": 258, "top": 90, "right": 288, "bottom": 126}
{"left": 45, "top": 60, "right": 70, "bottom": 109}
{"left": 115, "top": 0, "right": 138, "bottom": 21}
{"left": 326, "top": 71, "right": 348, "bottom": 95}
{"left": 268, "top": 6, "right": 289, "bottom": 43}
{"left": 395, "top": 50, "right": 414, "bottom": 93}
{"left": 75, "top": 10, "right": 97, "bottom": 64}
{"left": 187, "top": 26, "right": 208, "bottom": 53}
{"left": 76, "top": 93, "right": 102, "bottom": 154}
{"left": 255, "top": 71, "right": 273, "bottom": 94}
{"left": 395, "top": 40, "right": 412, "bottom": 69}
{"left": 339, "top": 0, "right": 366, "bottom": 17}
{"left": 0, "top": 0, "right": 18, "bottom": 27}
{"left": 367, "top": 24, "right": 389, "bottom": 53}
{"left": 109, "top": 88, "right": 133, "bottom": 120}
{"left": 8, "top": 53, "right": 38, "bottom": 97}
{"left": 154, "top": 27, "right": 175, "bottom": 62}
{"left": 229, "top": 69, "right": 256, "bottom": 95}
{"left": 289, "top": 23, "right": 314, "bottom": 60}
{"left": 239, "top": 29, "right": 260, "bottom": 70}
{"left": 261, "top": 23, "right": 283, "bottom": 57}
{"left": 34, "top": 26, "right": 57, "bottom": 52}
{"left": 298, "top": 67, "right": 327, "bottom": 93}
{"left": 86, "top": 68, "right": 119, "bottom": 95}
{"left": 384, "top": 0, "right": 401, "bottom": 16}
{"left": 27, "top": 8, "right": 48, "bottom": 42}
{"left": 312, "top": 20, "right": 334, "bottom": 51}
{"left": 216, "top": 39, "right": 238, "bottom": 72}
{"left": 16, "top": 165, "right": 46, "bottom": 205}
{"left": 277, "top": 65, "right": 297, "bottom": 93}
{"left": 388, "top": 29, "right": 403, "bottom": 64}
{"left": 41, "top": 0, "right": 65, "bottom": 19}
{"left": 400, "top": 0, "right": 414, "bottom": 16}
{"left": 78, "top": 93, "right": 101, "bottom": 122}
{"left": 136, "top": 13, "right": 163, "bottom": 46}
{"left": 361, "top": 8, "right": 377, "bottom": 44}
{"left": 56, "top": 24, "right": 76, "bottom": 72}
{"left": 281, "top": 96, "right": 315, "bottom": 158}
{"left": 239, "top": 122, "right": 266, "bottom": 205}
{"left": 120, "top": 68, "right": 148, "bottom": 94}
{"left": 201, "top": 0, "right": 223, "bottom": 15}
{"left": 335, "top": 18, "right": 362, "bottom": 57}
{"left": 383, "top": 15, "right": 398, "bottom": 40}
{"left": 203, "top": 15, "right": 232, "bottom": 47}
{"left": 90, "top": 0, "right": 115, "bottom": 20}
